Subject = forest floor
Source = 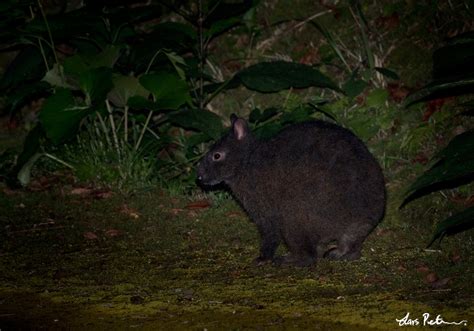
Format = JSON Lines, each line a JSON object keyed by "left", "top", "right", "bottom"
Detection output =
{"left": 0, "top": 174, "right": 473, "bottom": 330}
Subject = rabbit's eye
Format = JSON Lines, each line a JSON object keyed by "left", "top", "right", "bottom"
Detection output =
{"left": 213, "top": 152, "right": 222, "bottom": 161}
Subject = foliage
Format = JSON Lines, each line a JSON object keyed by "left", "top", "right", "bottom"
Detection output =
{"left": 0, "top": 0, "right": 344, "bottom": 189}
{"left": 402, "top": 34, "right": 474, "bottom": 244}
{"left": 64, "top": 119, "right": 158, "bottom": 193}
{"left": 404, "top": 32, "right": 474, "bottom": 106}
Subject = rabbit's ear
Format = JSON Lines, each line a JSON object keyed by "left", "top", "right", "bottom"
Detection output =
{"left": 233, "top": 118, "right": 249, "bottom": 141}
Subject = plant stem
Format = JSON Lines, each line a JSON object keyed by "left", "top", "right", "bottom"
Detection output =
{"left": 96, "top": 112, "right": 112, "bottom": 148}
{"left": 124, "top": 105, "right": 129, "bottom": 143}
{"left": 145, "top": 49, "right": 163, "bottom": 74}
{"left": 105, "top": 99, "right": 121, "bottom": 159}
{"left": 37, "top": 0, "right": 64, "bottom": 83}
{"left": 198, "top": 0, "right": 205, "bottom": 110}
{"left": 135, "top": 110, "right": 153, "bottom": 151}
{"left": 37, "top": 38, "right": 50, "bottom": 72}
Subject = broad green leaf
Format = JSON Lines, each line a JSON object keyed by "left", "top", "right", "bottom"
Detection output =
{"left": 307, "top": 103, "right": 338, "bottom": 122}
{"left": 43, "top": 64, "right": 78, "bottom": 89}
{"left": 13, "top": 125, "right": 43, "bottom": 175}
{"left": 7, "top": 124, "right": 43, "bottom": 187}
{"left": 205, "top": 0, "right": 256, "bottom": 26}
{"left": 236, "top": 61, "right": 340, "bottom": 93}
{"left": 435, "top": 130, "right": 474, "bottom": 161}
{"left": 39, "top": 89, "right": 91, "bottom": 144}
{"left": 405, "top": 35, "right": 474, "bottom": 106}
{"left": 127, "top": 96, "right": 155, "bottom": 110}
{"left": 108, "top": 75, "right": 148, "bottom": 107}
{"left": 432, "top": 39, "right": 474, "bottom": 81}
{"left": 249, "top": 108, "right": 262, "bottom": 124}
{"left": 17, "top": 152, "right": 43, "bottom": 187}
{"left": 375, "top": 67, "right": 400, "bottom": 80}
{"left": 0, "top": 46, "right": 45, "bottom": 90}
{"left": 63, "top": 55, "right": 89, "bottom": 77}
{"left": 136, "top": 22, "right": 196, "bottom": 57}
{"left": 79, "top": 67, "right": 113, "bottom": 104}
{"left": 63, "top": 46, "right": 121, "bottom": 77}
{"left": 280, "top": 106, "right": 314, "bottom": 124}
{"left": 186, "top": 133, "right": 213, "bottom": 148}
{"left": 139, "top": 73, "right": 191, "bottom": 110}
{"left": 153, "top": 22, "right": 197, "bottom": 41}
{"left": 343, "top": 77, "right": 368, "bottom": 99}
{"left": 83, "top": 45, "right": 122, "bottom": 68}
{"left": 6, "top": 81, "right": 50, "bottom": 113}
{"left": 164, "top": 51, "right": 187, "bottom": 80}
{"left": 0, "top": 0, "right": 15, "bottom": 11}
{"left": 430, "top": 207, "right": 474, "bottom": 246}
{"left": 169, "top": 109, "right": 223, "bottom": 140}
{"left": 204, "top": 17, "right": 240, "bottom": 39}
{"left": 404, "top": 77, "right": 474, "bottom": 107}
{"left": 345, "top": 116, "right": 380, "bottom": 140}
{"left": 366, "top": 88, "right": 389, "bottom": 107}
{"left": 23, "top": 9, "right": 105, "bottom": 41}
{"left": 310, "top": 21, "right": 350, "bottom": 71}
{"left": 352, "top": 1, "right": 374, "bottom": 70}
{"left": 402, "top": 130, "right": 474, "bottom": 206}
{"left": 249, "top": 107, "right": 279, "bottom": 124}
{"left": 127, "top": 96, "right": 172, "bottom": 112}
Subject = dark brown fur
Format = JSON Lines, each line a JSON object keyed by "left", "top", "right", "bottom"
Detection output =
{"left": 197, "top": 115, "right": 386, "bottom": 267}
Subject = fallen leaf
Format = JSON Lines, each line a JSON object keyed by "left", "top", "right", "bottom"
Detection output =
{"left": 70, "top": 187, "right": 93, "bottom": 195}
{"left": 416, "top": 265, "right": 430, "bottom": 273}
{"left": 397, "top": 264, "right": 407, "bottom": 272}
{"left": 2, "top": 188, "right": 18, "bottom": 196}
{"left": 170, "top": 208, "right": 184, "bottom": 215}
{"left": 105, "top": 229, "right": 121, "bottom": 237}
{"left": 186, "top": 200, "right": 211, "bottom": 209}
{"left": 187, "top": 211, "right": 198, "bottom": 218}
{"left": 83, "top": 232, "right": 98, "bottom": 240}
{"left": 120, "top": 204, "right": 140, "bottom": 219}
{"left": 375, "top": 228, "right": 393, "bottom": 236}
{"left": 425, "top": 272, "right": 438, "bottom": 283}
{"left": 431, "top": 277, "right": 451, "bottom": 289}
{"left": 226, "top": 211, "right": 243, "bottom": 218}
{"left": 363, "top": 275, "right": 387, "bottom": 285}
{"left": 94, "top": 190, "right": 113, "bottom": 199}
{"left": 387, "top": 83, "right": 410, "bottom": 103}
{"left": 451, "top": 253, "right": 461, "bottom": 264}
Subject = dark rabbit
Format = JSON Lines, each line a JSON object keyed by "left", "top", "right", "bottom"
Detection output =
{"left": 197, "top": 115, "right": 385, "bottom": 267}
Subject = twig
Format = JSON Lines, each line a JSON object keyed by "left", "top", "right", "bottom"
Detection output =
{"left": 44, "top": 153, "right": 75, "bottom": 169}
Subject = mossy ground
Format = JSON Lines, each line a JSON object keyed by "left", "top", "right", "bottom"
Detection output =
{"left": 1, "top": 177, "right": 473, "bottom": 330}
